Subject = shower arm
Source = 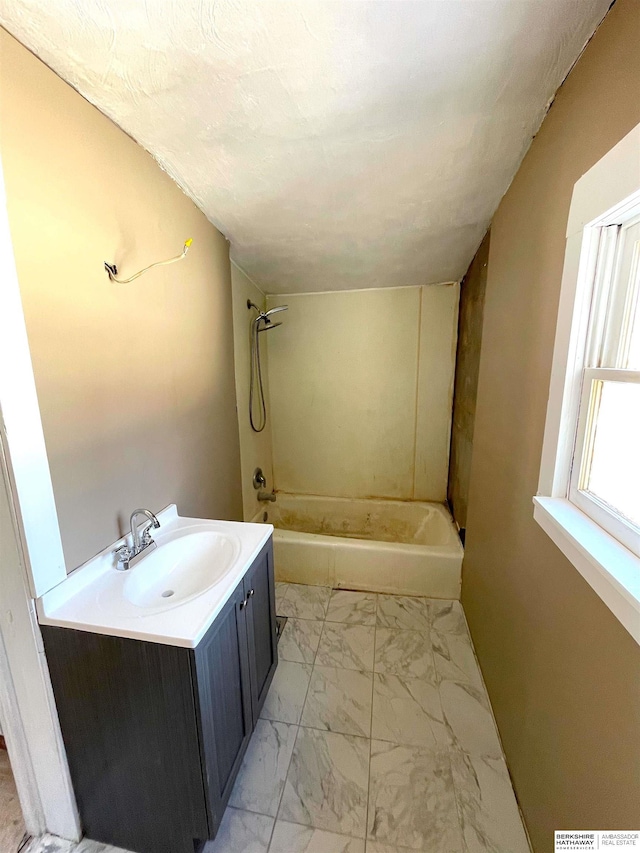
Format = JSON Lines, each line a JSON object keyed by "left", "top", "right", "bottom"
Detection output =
{"left": 247, "top": 300, "right": 289, "bottom": 325}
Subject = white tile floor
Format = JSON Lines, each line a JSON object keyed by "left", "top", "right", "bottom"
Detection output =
{"left": 29, "top": 586, "right": 531, "bottom": 853}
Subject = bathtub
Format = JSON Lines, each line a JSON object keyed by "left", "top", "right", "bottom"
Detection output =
{"left": 252, "top": 493, "right": 463, "bottom": 599}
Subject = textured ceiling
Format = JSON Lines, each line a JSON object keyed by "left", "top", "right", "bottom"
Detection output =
{"left": 1, "top": 1, "right": 609, "bottom": 293}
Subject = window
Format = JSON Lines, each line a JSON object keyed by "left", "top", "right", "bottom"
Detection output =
{"left": 570, "top": 215, "right": 640, "bottom": 557}
{"left": 534, "top": 122, "right": 640, "bottom": 646}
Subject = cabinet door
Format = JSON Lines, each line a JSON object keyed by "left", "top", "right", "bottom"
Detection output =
{"left": 244, "top": 539, "right": 278, "bottom": 724}
{"left": 193, "top": 580, "right": 253, "bottom": 835}
{"left": 42, "top": 627, "right": 208, "bottom": 853}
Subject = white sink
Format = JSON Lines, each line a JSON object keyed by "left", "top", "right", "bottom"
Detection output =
{"left": 122, "top": 529, "right": 240, "bottom": 610}
{"left": 36, "top": 506, "right": 273, "bottom": 647}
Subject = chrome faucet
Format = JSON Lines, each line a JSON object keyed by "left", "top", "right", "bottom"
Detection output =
{"left": 253, "top": 468, "right": 276, "bottom": 502}
{"left": 114, "top": 508, "right": 161, "bottom": 571}
{"left": 131, "top": 508, "right": 160, "bottom": 552}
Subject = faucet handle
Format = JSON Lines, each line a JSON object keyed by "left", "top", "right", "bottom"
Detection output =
{"left": 114, "top": 544, "right": 132, "bottom": 571}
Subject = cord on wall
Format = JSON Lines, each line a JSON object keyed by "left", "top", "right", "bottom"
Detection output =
{"left": 104, "top": 238, "right": 192, "bottom": 283}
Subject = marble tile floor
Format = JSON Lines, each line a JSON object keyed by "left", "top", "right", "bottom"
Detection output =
{"left": 27, "top": 586, "right": 531, "bottom": 853}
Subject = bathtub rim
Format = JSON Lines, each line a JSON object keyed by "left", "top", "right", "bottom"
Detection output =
{"left": 250, "top": 493, "right": 464, "bottom": 556}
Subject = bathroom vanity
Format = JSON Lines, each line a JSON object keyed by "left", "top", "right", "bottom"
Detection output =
{"left": 38, "top": 507, "right": 277, "bottom": 853}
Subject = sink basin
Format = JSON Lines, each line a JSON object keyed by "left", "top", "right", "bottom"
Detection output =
{"left": 122, "top": 529, "right": 240, "bottom": 611}
{"left": 37, "top": 505, "right": 274, "bottom": 646}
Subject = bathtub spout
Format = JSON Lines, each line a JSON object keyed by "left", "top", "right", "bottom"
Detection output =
{"left": 258, "top": 490, "right": 277, "bottom": 502}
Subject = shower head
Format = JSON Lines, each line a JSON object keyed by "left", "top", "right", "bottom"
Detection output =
{"left": 252, "top": 303, "right": 288, "bottom": 332}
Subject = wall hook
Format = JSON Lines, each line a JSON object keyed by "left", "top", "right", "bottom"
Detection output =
{"left": 104, "top": 239, "right": 193, "bottom": 283}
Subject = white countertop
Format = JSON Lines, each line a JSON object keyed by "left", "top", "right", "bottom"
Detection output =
{"left": 36, "top": 505, "right": 273, "bottom": 648}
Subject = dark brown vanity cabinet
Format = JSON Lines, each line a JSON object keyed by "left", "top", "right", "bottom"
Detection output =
{"left": 41, "top": 537, "right": 277, "bottom": 853}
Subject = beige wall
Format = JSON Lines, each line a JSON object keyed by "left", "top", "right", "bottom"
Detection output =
{"left": 448, "top": 231, "right": 490, "bottom": 532}
{"left": 231, "top": 263, "right": 275, "bottom": 520}
{"left": 462, "top": 1, "right": 640, "bottom": 849}
{"left": 267, "top": 285, "right": 458, "bottom": 502}
{"left": 0, "top": 30, "right": 242, "bottom": 570}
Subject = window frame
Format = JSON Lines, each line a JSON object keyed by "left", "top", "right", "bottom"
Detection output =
{"left": 535, "top": 121, "right": 640, "bottom": 646}
{"left": 567, "top": 205, "right": 640, "bottom": 557}
{"left": 569, "top": 367, "right": 640, "bottom": 557}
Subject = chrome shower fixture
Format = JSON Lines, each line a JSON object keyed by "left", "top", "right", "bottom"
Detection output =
{"left": 247, "top": 301, "right": 289, "bottom": 329}
{"left": 247, "top": 300, "right": 288, "bottom": 432}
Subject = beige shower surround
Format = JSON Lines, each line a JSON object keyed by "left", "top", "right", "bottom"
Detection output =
{"left": 266, "top": 285, "right": 459, "bottom": 502}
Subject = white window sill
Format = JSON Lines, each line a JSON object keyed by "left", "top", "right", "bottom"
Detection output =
{"left": 533, "top": 497, "right": 640, "bottom": 645}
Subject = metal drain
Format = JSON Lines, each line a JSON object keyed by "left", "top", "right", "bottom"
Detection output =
{"left": 161, "top": 589, "right": 175, "bottom": 598}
